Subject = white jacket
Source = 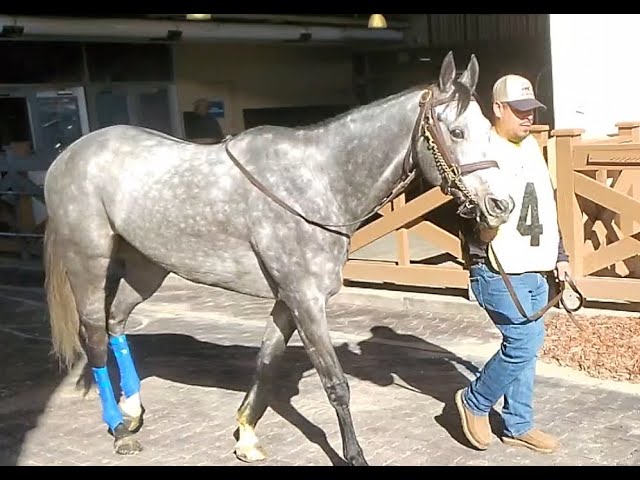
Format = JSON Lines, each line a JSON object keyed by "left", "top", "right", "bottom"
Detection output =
{"left": 487, "top": 128, "right": 560, "bottom": 274}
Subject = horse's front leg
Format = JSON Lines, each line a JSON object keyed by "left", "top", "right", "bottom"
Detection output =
{"left": 234, "top": 300, "right": 296, "bottom": 463}
{"left": 282, "top": 290, "right": 369, "bottom": 466}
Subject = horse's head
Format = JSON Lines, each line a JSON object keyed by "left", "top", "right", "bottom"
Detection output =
{"left": 413, "top": 51, "right": 514, "bottom": 230}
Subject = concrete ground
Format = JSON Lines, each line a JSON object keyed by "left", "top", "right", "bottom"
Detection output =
{"left": 0, "top": 265, "right": 639, "bottom": 466}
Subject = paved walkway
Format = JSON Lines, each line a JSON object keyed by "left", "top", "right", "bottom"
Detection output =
{"left": 0, "top": 275, "right": 639, "bottom": 466}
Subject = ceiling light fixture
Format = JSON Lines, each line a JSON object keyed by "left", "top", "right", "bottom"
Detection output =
{"left": 186, "top": 14, "right": 211, "bottom": 21}
{"left": 368, "top": 14, "right": 387, "bottom": 29}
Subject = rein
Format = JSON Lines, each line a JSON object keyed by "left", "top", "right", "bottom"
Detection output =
{"left": 488, "top": 243, "right": 586, "bottom": 330}
{"left": 223, "top": 88, "right": 493, "bottom": 235}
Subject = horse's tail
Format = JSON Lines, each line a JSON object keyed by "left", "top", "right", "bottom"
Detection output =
{"left": 44, "top": 221, "right": 82, "bottom": 370}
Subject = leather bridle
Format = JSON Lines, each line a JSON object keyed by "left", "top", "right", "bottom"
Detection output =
{"left": 413, "top": 89, "right": 499, "bottom": 220}
{"left": 223, "top": 87, "right": 498, "bottom": 235}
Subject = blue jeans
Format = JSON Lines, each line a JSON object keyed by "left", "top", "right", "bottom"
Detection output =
{"left": 463, "top": 263, "right": 548, "bottom": 437}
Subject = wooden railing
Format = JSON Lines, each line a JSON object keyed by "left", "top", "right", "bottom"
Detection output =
{"left": 343, "top": 181, "right": 468, "bottom": 290}
{"left": 552, "top": 122, "right": 640, "bottom": 302}
{"left": 344, "top": 122, "right": 640, "bottom": 304}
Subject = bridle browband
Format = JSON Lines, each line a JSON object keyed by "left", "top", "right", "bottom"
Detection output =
{"left": 223, "top": 87, "right": 496, "bottom": 236}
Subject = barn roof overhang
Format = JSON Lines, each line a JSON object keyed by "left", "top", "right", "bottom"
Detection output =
{"left": 0, "top": 14, "right": 408, "bottom": 46}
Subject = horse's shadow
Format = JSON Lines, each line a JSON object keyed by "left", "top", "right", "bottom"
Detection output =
{"left": 0, "top": 286, "right": 70, "bottom": 467}
{"left": 85, "top": 325, "right": 503, "bottom": 465}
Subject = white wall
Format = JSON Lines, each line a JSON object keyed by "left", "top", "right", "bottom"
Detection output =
{"left": 550, "top": 14, "right": 640, "bottom": 138}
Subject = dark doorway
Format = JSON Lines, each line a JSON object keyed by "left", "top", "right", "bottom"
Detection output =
{"left": 0, "top": 98, "right": 32, "bottom": 149}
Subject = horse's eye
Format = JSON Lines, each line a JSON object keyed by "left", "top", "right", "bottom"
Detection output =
{"left": 450, "top": 128, "right": 464, "bottom": 140}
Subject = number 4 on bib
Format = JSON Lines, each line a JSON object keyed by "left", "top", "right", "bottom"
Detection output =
{"left": 517, "top": 182, "right": 544, "bottom": 246}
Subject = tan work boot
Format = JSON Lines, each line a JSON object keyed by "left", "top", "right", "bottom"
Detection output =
{"left": 501, "top": 428, "right": 559, "bottom": 454}
{"left": 455, "top": 388, "right": 492, "bottom": 450}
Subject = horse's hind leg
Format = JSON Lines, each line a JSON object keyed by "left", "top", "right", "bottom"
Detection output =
{"left": 282, "top": 291, "right": 368, "bottom": 466}
{"left": 107, "top": 241, "right": 168, "bottom": 434}
{"left": 63, "top": 244, "right": 142, "bottom": 455}
{"left": 234, "top": 299, "right": 295, "bottom": 463}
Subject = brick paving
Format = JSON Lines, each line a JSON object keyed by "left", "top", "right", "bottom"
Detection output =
{"left": 0, "top": 275, "right": 638, "bottom": 466}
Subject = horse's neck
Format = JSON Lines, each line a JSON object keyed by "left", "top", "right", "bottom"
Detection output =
{"left": 316, "top": 90, "right": 423, "bottom": 231}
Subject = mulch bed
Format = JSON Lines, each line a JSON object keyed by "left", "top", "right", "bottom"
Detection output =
{"left": 541, "top": 311, "right": 640, "bottom": 384}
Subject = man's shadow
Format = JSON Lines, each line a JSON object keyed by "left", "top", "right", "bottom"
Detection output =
{"left": 77, "top": 325, "right": 503, "bottom": 465}
{"left": 337, "top": 326, "right": 504, "bottom": 448}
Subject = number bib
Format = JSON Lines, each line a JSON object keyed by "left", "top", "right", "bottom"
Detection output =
{"left": 487, "top": 132, "right": 560, "bottom": 274}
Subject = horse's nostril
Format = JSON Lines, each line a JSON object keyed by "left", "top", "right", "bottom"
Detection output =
{"left": 486, "top": 196, "right": 510, "bottom": 216}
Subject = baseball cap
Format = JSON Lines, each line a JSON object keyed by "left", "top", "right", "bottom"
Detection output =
{"left": 492, "top": 74, "right": 546, "bottom": 111}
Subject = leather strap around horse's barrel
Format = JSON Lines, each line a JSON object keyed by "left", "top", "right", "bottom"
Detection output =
{"left": 487, "top": 244, "right": 586, "bottom": 331}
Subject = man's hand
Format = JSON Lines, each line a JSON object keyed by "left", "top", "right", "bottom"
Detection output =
{"left": 555, "top": 261, "right": 571, "bottom": 282}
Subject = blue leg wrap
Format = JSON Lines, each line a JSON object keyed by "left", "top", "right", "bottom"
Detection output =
{"left": 92, "top": 367, "right": 124, "bottom": 432}
{"left": 109, "top": 334, "right": 141, "bottom": 398}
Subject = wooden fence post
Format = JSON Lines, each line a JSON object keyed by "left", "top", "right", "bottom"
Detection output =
{"left": 615, "top": 122, "right": 640, "bottom": 273}
{"left": 552, "top": 128, "right": 584, "bottom": 277}
{"left": 531, "top": 124, "right": 550, "bottom": 150}
{"left": 616, "top": 121, "right": 640, "bottom": 141}
{"left": 531, "top": 125, "right": 556, "bottom": 187}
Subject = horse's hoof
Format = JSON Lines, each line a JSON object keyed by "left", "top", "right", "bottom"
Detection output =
{"left": 114, "top": 435, "right": 143, "bottom": 456}
{"left": 234, "top": 443, "right": 267, "bottom": 463}
{"left": 234, "top": 423, "right": 267, "bottom": 463}
{"left": 347, "top": 454, "right": 369, "bottom": 466}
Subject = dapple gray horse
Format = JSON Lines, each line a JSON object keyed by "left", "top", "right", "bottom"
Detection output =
{"left": 43, "top": 51, "right": 514, "bottom": 466}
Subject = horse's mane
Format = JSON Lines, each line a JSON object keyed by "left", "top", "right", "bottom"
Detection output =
{"left": 298, "top": 80, "right": 476, "bottom": 131}
{"left": 131, "top": 79, "right": 477, "bottom": 144}
{"left": 296, "top": 85, "right": 428, "bottom": 131}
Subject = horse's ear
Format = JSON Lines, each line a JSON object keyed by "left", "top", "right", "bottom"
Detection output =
{"left": 439, "top": 51, "right": 456, "bottom": 94}
{"left": 459, "top": 54, "right": 479, "bottom": 93}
